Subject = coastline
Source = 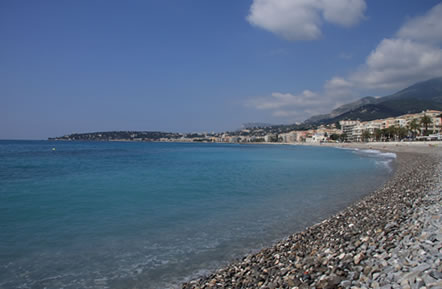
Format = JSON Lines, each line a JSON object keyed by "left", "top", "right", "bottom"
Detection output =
{"left": 297, "top": 141, "right": 441, "bottom": 152}
{"left": 182, "top": 144, "right": 441, "bottom": 289}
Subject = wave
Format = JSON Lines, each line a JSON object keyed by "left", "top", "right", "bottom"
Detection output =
{"left": 336, "top": 147, "right": 396, "bottom": 160}
{"left": 336, "top": 147, "right": 359, "bottom": 151}
{"left": 375, "top": 159, "right": 394, "bottom": 172}
{"left": 352, "top": 149, "right": 396, "bottom": 172}
{"left": 358, "top": 149, "right": 397, "bottom": 159}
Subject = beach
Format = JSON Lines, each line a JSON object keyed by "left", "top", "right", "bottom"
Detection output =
{"left": 2, "top": 141, "right": 394, "bottom": 289}
{"left": 182, "top": 143, "right": 442, "bottom": 289}
{"left": 1, "top": 141, "right": 439, "bottom": 288}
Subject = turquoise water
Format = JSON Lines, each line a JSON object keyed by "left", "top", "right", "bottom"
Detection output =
{"left": 0, "top": 141, "right": 394, "bottom": 289}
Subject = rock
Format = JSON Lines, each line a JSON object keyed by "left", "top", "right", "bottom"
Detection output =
{"left": 286, "top": 276, "right": 301, "bottom": 287}
{"left": 181, "top": 153, "right": 442, "bottom": 289}
{"left": 400, "top": 279, "right": 410, "bottom": 289}
{"left": 317, "top": 275, "right": 343, "bottom": 289}
{"left": 414, "top": 277, "right": 425, "bottom": 288}
{"left": 340, "top": 280, "right": 351, "bottom": 288}
{"left": 354, "top": 253, "right": 364, "bottom": 265}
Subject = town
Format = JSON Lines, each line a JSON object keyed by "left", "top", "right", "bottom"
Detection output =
{"left": 52, "top": 109, "right": 442, "bottom": 144}
{"left": 198, "top": 109, "right": 442, "bottom": 143}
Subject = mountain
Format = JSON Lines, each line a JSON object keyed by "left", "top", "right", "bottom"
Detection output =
{"left": 305, "top": 77, "right": 442, "bottom": 125}
{"left": 241, "top": 122, "right": 275, "bottom": 129}
{"left": 304, "top": 96, "right": 377, "bottom": 123}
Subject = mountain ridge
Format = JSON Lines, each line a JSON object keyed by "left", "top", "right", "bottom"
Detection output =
{"left": 304, "top": 77, "right": 442, "bottom": 125}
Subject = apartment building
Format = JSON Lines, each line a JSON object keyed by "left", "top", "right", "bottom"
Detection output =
{"left": 346, "top": 110, "right": 442, "bottom": 141}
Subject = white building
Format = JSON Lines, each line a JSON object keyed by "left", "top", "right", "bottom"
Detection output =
{"left": 279, "top": 132, "right": 297, "bottom": 143}
{"left": 339, "top": 120, "right": 360, "bottom": 142}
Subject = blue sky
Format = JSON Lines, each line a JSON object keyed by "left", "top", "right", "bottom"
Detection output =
{"left": 2, "top": 0, "right": 442, "bottom": 139}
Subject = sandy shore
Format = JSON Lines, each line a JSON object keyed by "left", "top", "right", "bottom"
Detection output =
{"left": 182, "top": 143, "right": 441, "bottom": 289}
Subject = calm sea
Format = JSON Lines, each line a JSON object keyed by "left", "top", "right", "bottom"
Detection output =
{"left": 0, "top": 141, "right": 395, "bottom": 289}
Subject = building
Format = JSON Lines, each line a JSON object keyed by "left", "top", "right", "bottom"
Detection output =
{"left": 264, "top": 134, "right": 278, "bottom": 142}
{"left": 305, "top": 133, "right": 327, "bottom": 143}
{"left": 339, "top": 120, "right": 360, "bottom": 142}
{"left": 279, "top": 132, "right": 297, "bottom": 143}
{"left": 341, "top": 109, "right": 442, "bottom": 142}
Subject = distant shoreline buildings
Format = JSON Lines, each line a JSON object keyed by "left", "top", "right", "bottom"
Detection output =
{"left": 51, "top": 109, "right": 442, "bottom": 143}
{"left": 278, "top": 109, "right": 441, "bottom": 143}
{"left": 338, "top": 109, "right": 441, "bottom": 142}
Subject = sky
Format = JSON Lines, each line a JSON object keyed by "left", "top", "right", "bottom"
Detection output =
{"left": 2, "top": 0, "right": 442, "bottom": 139}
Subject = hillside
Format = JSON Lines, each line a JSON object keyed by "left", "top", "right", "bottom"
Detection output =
{"left": 305, "top": 96, "right": 377, "bottom": 123}
{"left": 50, "top": 131, "right": 183, "bottom": 141}
{"left": 306, "top": 77, "right": 442, "bottom": 125}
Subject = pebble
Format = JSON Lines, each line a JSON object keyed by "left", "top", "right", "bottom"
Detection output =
{"left": 182, "top": 152, "right": 442, "bottom": 289}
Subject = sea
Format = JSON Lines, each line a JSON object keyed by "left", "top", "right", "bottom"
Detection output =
{"left": 0, "top": 140, "right": 396, "bottom": 289}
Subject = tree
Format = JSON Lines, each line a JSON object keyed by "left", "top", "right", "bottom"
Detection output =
{"left": 397, "top": 127, "right": 408, "bottom": 140}
{"left": 383, "top": 127, "right": 396, "bottom": 141}
{"left": 339, "top": 133, "right": 348, "bottom": 142}
{"left": 362, "top": 130, "right": 371, "bottom": 142}
{"left": 381, "top": 126, "right": 403, "bottom": 141}
{"left": 408, "top": 119, "right": 420, "bottom": 138}
{"left": 388, "top": 126, "right": 398, "bottom": 141}
{"left": 420, "top": 115, "right": 432, "bottom": 136}
{"left": 330, "top": 134, "right": 340, "bottom": 141}
{"left": 381, "top": 128, "right": 389, "bottom": 141}
{"left": 373, "top": 128, "right": 382, "bottom": 142}
{"left": 335, "top": 121, "right": 341, "bottom": 130}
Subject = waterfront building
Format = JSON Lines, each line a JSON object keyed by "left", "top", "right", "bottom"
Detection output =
{"left": 339, "top": 120, "right": 360, "bottom": 142}
{"left": 264, "top": 134, "right": 277, "bottom": 142}
{"left": 381, "top": 118, "right": 395, "bottom": 129}
{"left": 280, "top": 132, "right": 297, "bottom": 143}
{"left": 230, "top": 136, "right": 241, "bottom": 143}
{"left": 423, "top": 110, "right": 442, "bottom": 134}
{"left": 343, "top": 109, "right": 442, "bottom": 142}
{"left": 305, "top": 133, "right": 327, "bottom": 143}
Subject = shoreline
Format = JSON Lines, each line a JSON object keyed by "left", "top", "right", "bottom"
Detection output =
{"left": 182, "top": 144, "right": 441, "bottom": 288}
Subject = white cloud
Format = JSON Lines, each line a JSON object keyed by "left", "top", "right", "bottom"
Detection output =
{"left": 340, "top": 3, "right": 442, "bottom": 92}
{"left": 350, "top": 38, "right": 442, "bottom": 90}
{"left": 326, "top": 77, "right": 352, "bottom": 90}
{"left": 247, "top": 3, "right": 442, "bottom": 120}
{"left": 247, "top": 0, "right": 366, "bottom": 41}
{"left": 249, "top": 90, "right": 321, "bottom": 110}
{"left": 397, "top": 3, "right": 442, "bottom": 44}
{"left": 320, "top": 0, "right": 367, "bottom": 27}
{"left": 247, "top": 90, "right": 337, "bottom": 121}
{"left": 325, "top": 77, "right": 354, "bottom": 100}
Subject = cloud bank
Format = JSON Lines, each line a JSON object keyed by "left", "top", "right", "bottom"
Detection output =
{"left": 247, "top": 0, "right": 367, "bottom": 41}
{"left": 328, "top": 3, "right": 442, "bottom": 92}
{"left": 397, "top": 4, "right": 442, "bottom": 45}
{"left": 248, "top": 3, "right": 442, "bottom": 121}
{"left": 247, "top": 90, "right": 338, "bottom": 120}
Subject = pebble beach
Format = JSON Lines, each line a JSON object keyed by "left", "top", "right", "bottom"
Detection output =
{"left": 182, "top": 144, "right": 442, "bottom": 289}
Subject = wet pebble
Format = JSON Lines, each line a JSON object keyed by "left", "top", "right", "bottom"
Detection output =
{"left": 182, "top": 152, "right": 442, "bottom": 289}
